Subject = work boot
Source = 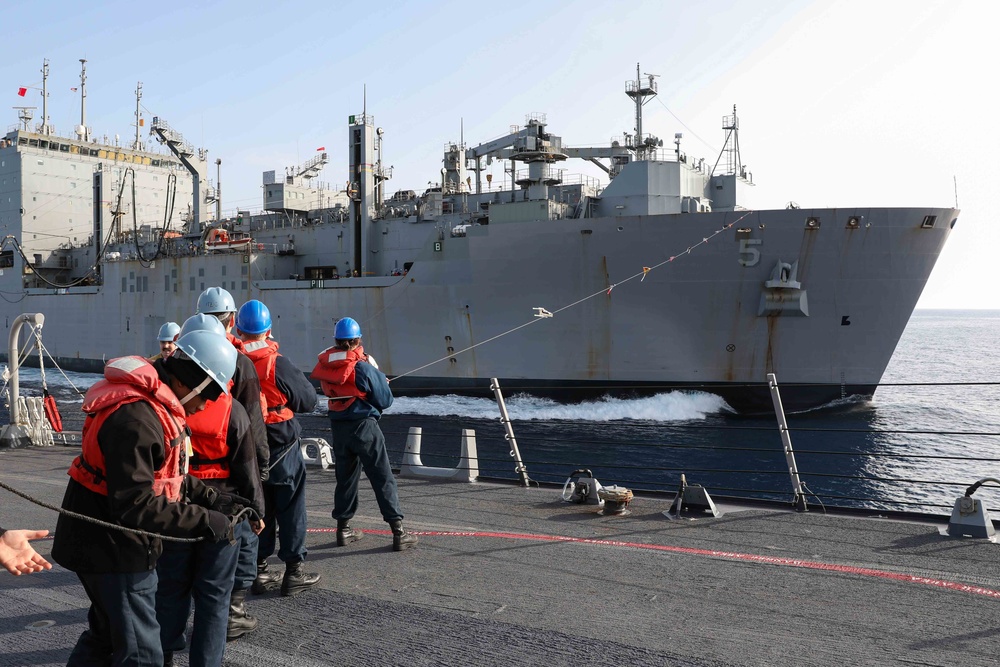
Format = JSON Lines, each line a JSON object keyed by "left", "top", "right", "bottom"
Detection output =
{"left": 336, "top": 520, "right": 364, "bottom": 546}
{"left": 250, "top": 560, "right": 282, "bottom": 595}
{"left": 227, "top": 588, "right": 258, "bottom": 641}
{"left": 280, "top": 560, "right": 321, "bottom": 597}
{"left": 389, "top": 519, "right": 418, "bottom": 551}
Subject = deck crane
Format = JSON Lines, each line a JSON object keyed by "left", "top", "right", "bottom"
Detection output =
{"left": 149, "top": 117, "right": 211, "bottom": 231}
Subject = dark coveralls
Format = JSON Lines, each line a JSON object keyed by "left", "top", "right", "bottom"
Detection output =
{"left": 257, "top": 354, "right": 318, "bottom": 564}
{"left": 52, "top": 367, "right": 230, "bottom": 667}
{"left": 155, "top": 399, "right": 265, "bottom": 667}
{"left": 327, "top": 359, "right": 403, "bottom": 523}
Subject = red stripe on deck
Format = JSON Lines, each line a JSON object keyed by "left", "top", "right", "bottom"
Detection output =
{"left": 307, "top": 527, "right": 1000, "bottom": 599}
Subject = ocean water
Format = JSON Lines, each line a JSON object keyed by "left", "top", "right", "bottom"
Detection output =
{"left": 6, "top": 310, "right": 1000, "bottom": 514}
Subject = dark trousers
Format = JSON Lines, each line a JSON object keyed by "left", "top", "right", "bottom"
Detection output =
{"left": 67, "top": 570, "right": 162, "bottom": 667}
{"left": 233, "top": 520, "right": 258, "bottom": 590}
{"left": 330, "top": 417, "right": 403, "bottom": 523}
{"left": 258, "top": 441, "right": 308, "bottom": 563}
{"left": 155, "top": 536, "right": 239, "bottom": 667}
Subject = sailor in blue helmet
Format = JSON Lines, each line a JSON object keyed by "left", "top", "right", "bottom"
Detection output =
{"left": 236, "top": 300, "right": 322, "bottom": 596}
{"left": 52, "top": 334, "right": 245, "bottom": 667}
{"left": 311, "top": 317, "right": 417, "bottom": 551}
{"left": 155, "top": 315, "right": 266, "bottom": 666}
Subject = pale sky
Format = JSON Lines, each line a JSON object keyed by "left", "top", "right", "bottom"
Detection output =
{"left": 2, "top": 0, "right": 993, "bottom": 308}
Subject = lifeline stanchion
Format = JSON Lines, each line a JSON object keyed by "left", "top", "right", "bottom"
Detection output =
{"left": 767, "top": 372, "right": 808, "bottom": 511}
{"left": 490, "top": 377, "right": 531, "bottom": 487}
{"left": 0, "top": 312, "right": 45, "bottom": 449}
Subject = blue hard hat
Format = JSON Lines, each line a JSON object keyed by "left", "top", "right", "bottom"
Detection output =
{"left": 334, "top": 317, "right": 362, "bottom": 340}
{"left": 179, "top": 313, "right": 227, "bottom": 338}
{"left": 196, "top": 286, "right": 237, "bottom": 315}
{"left": 236, "top": 300, "right": 271, "bottom": 335}
{"left": 157, "top": 322, "right": 181, "bottom": 342}
{"left": 174, "top": 330, "right": 237, "bottom": 395}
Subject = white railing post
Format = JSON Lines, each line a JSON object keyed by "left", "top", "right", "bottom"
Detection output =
{"left": 0, "top": 313, "right": 45, "bottom": 449}
{"left": 767, "top": 372, "right": 808, "bottom": 511}
{"left": 400, "top": 426, "right": 479, "bottom": 482}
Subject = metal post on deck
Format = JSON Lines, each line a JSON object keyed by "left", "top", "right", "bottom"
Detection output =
{"left": 490, "top": 378, "right": 531, "bottom": 487}
{"left": 0, "top": 313, "right": 45, "bottom": 448}
{"left": 767, "top": 372, "right": 808, "bottom": 511}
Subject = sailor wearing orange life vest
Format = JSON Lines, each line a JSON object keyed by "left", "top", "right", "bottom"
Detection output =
{"left": 195, "top": 288, "right": 273, "bottom": 604}
{"left": 310, "top": 316, "right": 417, "bottom": 551}
{"left": 52, "top": 332, "right": 242, "bottom": 667}
{"left": 154, "top": 315, "right": 267, "bottom": 666}
{"left": 236, "top": 299, "right": 322, "bottom": 596}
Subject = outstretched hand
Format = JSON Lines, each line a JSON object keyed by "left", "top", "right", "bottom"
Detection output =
{"left": 0, "top": 529, "right": 53, "bottom": 575}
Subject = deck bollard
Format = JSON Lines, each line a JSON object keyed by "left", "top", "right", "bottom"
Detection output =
{"left": 400, "top": 426, "right": 479, "bottom": 482}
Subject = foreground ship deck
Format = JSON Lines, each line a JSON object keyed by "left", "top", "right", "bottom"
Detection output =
{"left": 3, "top": 443, "right": 1000, "bottom": 667}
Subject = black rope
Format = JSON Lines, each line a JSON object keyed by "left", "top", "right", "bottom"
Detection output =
{"left": 0, "top": 479, "right": 256, "bottom": 544}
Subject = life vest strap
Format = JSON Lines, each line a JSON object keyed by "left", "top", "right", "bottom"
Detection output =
{"left": 75, "top": 456, "right": 105, "bottom": 485}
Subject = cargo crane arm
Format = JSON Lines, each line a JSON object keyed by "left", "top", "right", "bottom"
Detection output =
{"left": 150, "top": 116, "right": 209, "bottom": 228}
{"left": 290, "top": 152, "right": 328, "bottom": 182}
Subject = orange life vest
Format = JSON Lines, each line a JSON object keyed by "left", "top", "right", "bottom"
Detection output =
{"left": 227, "top": 331, "right": 246, "bottom": 354}
{"left": 68, "top": 356, "right": 188, "bottom": 502}
{"left": 186, "top": 382, "right": 234, "bottom": 479}
{"left": 310, "top": 346, "right": 368, "bottom": 412}
{"left": 243, "top": 339, "right": 294, "bottom": 423}
{"left": 229, "top": 331, "right": 267, "bottom": 420}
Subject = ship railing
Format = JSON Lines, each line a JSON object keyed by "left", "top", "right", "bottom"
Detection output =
{"left": 360, "top": 377, "right": 1000, "bottom": 522}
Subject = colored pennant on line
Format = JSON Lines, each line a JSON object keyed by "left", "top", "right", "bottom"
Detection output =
{"left": 17, "top": 87, "right": 27, "bottom": 97}
{"left": 316, "top": 146, "right": 325, "bottom": 151}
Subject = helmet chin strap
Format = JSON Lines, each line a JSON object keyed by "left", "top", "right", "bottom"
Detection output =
{"left": 179, "top": 375, "right": 214, "bottom": 405}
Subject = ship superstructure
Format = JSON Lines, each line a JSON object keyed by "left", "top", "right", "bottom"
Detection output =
{"left": 0, "top": 63, "right": 956, "bottom": 412}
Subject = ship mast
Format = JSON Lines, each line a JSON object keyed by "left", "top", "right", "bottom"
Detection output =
{"left": 132, "top": 82, "right": 144, "bottom": 151}
{"left": 39, "top": 59, "right": 52, "bottom": 136}
{"left": 712, "top": 105, "right": 744, "bottom": 178}
{"left": 77, "top": 59, "right": 90, "bottom": 142}
{"left": 625, "top": 63, "right": 659, "bottom": 160}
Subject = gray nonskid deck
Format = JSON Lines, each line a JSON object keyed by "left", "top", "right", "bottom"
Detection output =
{"left": 2, "top": 446, "right": 1000, "bottom": 667}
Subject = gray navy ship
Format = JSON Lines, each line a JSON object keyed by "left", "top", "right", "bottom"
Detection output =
{"left": 0, "top": 62, "right": 956, "bottom": 413}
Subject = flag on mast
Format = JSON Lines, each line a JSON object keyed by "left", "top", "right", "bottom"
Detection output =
{"left": 316, "top": 146, "right": 325, "bottom": 151}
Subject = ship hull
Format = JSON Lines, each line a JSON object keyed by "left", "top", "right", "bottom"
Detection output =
{"left": 0, "top": 205, "right": 955, "bottom": 414}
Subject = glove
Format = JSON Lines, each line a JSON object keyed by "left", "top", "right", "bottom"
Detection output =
{"left": 205, "top": 510, "right": 235, "bottom": 544}
{"left": 211, "top": 491, "right": 253, "bottom": 517}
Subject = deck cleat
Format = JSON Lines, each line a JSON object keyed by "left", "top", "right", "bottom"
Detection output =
{"left": 947, "top": 478, "right": 999, "bottom": 540}
{"left": 561, "top": 469, "right": 604, "bottom": 506}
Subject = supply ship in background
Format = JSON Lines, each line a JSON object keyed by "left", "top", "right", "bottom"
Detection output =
{"left": 0, "top": 62, "right": 956, "bottom": 413}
